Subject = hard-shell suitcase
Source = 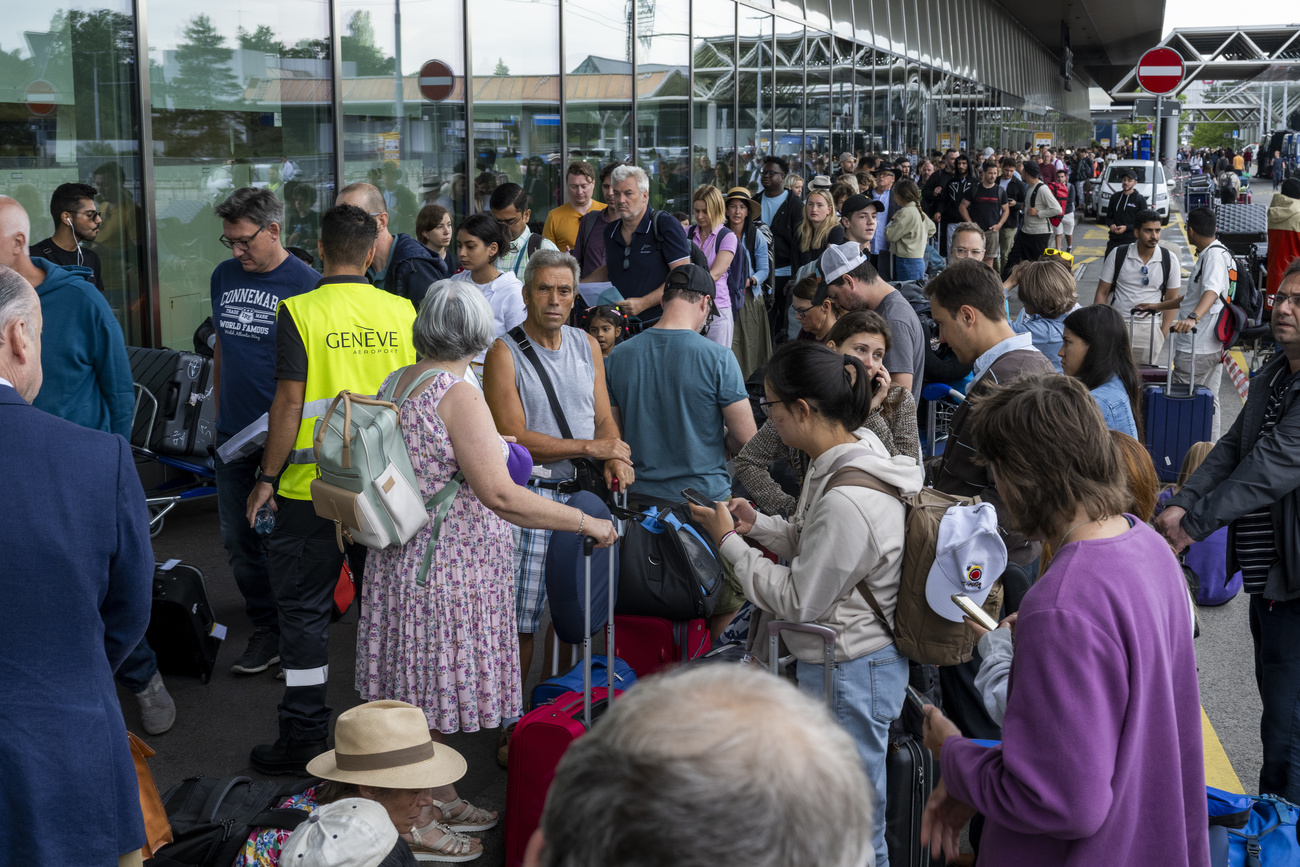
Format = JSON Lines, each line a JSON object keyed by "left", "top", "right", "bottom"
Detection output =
{"left": 504, "top": 507, "right": 624, "bottom": 867}
{"left": 613, "top": 615, "right": 710, "bottom": 678}
{"left": 1145, "top": 330, "right": 1215, "bottom": 482}
{"left": 146, "top": 561, "right": 224, "bottom": 683}
{"left": 128, "top": 346, "right": 216, "bottom": 457}
{"left": 887, "top": 737, "right": 942, "bottom": 867}
{"left": 1129, "top": 308, "right": 1170, "bottom": 384}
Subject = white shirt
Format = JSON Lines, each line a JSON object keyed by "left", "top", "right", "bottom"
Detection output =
{"left": 1179, "top": 241, "right": 1232, "bottom": 355}
{"left": 972, "top": 331, "right": 1034, "bottom": 383}
{"left": 1101, "top": 243, "right": 1181, "bottom": 314}
{"left": 0, "top": 376, "right": 13, "bottom": 390}
{"left": 450, "top": 270, "right": 526, "bottom": 361}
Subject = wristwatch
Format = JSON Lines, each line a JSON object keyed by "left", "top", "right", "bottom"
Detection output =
{"left": 254, "top": 465, "right": 281, "bottom": 486}
{"left": 1188, "top": 312, "right": 1200, "bottom": 322}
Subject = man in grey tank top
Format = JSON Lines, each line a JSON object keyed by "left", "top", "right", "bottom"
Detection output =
{"left": 483, "top": 249, "right": 632, "bottom": 763}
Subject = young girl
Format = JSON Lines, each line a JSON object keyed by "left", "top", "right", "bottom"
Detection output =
{"left": 450, "top": 213, "right": 525, "bottom": 355}
{"left": 733, "top": 310, "right": 919, "bottom": 516}
{"left": 585, "top": 305, "right": 626, "bottom": 358}
{"left": 883, "top": 177, "right": 936, "bottom": 282}
{"left": 1154, "top": 442, "right": 1243, "bottom": 605}
{"left": 416, "top": 203, "right": 458, "bottom": 273}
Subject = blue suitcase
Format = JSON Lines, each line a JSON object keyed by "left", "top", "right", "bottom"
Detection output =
{"left": 531, "top": 654, "right": 637, "bottom": 709}
{"left": 1144, "top": 330, "right": 1214, "bottom": 482}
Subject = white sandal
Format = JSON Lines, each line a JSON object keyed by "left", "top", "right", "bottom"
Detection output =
{"left": 432, "top": 797, "right": 499, "bottom": 831}
{"left": 410, "top": 823, "right": 484, "bottom": 863}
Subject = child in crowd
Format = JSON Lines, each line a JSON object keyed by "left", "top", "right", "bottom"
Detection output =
{"left": 585, "top": 305, "right": 626, "bottom": 358}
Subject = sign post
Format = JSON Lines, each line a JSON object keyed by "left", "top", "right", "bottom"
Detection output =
{"left": 1137, "top": 47, "right": 1185, "bottom": 178}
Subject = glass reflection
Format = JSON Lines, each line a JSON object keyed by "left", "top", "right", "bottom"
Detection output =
{"left": 636, "top": 0, "right": 690, "bottom": 211}
{"left": 805, "top": 32, "right": 832, "bottom": 177}
{"left": 692, "top": 0, "right": 735, "bottom": 192}
{"left": 150, "top": 0, "right": 332, "bottom": 348}
{"left": 772, "top": 19, "right": 804, "bottom": 175}
{"left": 565, "top": 0, "right": 633, "bottom": 179}
{"left": 737, "top": 11, "right": 772, "bottom": 192}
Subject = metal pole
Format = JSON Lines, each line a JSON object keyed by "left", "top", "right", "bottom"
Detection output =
{"left": 394, "top": 0, "right": 404, "bottom": 161}
{"left": 1154, "top": 94, "right": 1161, "bottom": 170}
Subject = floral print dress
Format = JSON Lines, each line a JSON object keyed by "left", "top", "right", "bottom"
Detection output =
{"left": 356, "top": 369, "right": 522, "bottom": 733}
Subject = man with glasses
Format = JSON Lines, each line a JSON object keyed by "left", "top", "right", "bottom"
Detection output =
{"left": 755, "top": 156, "right": 803, "bottom": 344}
{"left": 336, "top": 181, "right": 446, "bottom": 309}
{"left": 492, "top": 182, "right": 558, "bottom": 278}
{"left": 1156, "top": 253, "right": 1300, "bottom": 803}
{"left": 948, "top": 222, "right": 988, "bottom": 266}
{"left": 210, "top": 187, "right": 319, "bottom": 677}
{"left": 1095, "top": 208, "right": 1178, "bottom": 365}
{"left": 1135, "top": 207, "right": 1228, "bottom": 438}
{"left": 584, "top": 165, "right": 691, "bottom": 327}
{"left": 31, "top": 183, "right": 104, "bottom": 292}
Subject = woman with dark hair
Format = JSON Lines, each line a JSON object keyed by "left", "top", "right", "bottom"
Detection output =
{"left": 724, "top": 186, "right": 773, "bottom": 377}
{"left": 691, "top": 341, "right": 924, "bottom": 867}
{"left": 1059, "top": 304, "right": 1141, "bottom": 439}
{"left": 790, "top": 274, "right": 838, "bottom": 342}
{"left": 450, "top": 213, "right": 525, "bottom": 353}
{"left": 920, "top": 374, "right": 1206, "bottom": 866}
{"left": 416, "top": 202, "right": 458, "bottom": 274}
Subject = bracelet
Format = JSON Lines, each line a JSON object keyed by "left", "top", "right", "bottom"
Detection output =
{"left": 577, "top": 513, "right": 586, "bottom": 535}
{"left": 719, "top": 530, "right": 736, "bottom": 546}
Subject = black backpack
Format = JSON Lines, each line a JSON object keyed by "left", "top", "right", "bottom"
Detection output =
{"left": 1231, "top": 254, "right": 1265, "bottom": 324}
{"left": 649, "top": 209, "right": 710, "bottom": 271}
{"left": 145, "top": 775, "right": 316, "bottom": 867}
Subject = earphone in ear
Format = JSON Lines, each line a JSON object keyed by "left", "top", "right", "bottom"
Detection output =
{"left": 65, "top": 217, "right": 72, "bottom": 228}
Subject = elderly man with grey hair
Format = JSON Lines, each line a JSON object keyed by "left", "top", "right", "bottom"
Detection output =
{"left": 482, "top": 248, "right": 632, "bottom": 763}
{"left": 523, "top": 665, "right": 875, "bottom": 867}
{"left": 582, "top": 164, "right": 691, "bottom": 326}
{"left": 336, "top": 181, "right": 446, "bottom": 308}
{"left": 210, "top": 187, "right": 320, "bottom": 677}
{"left": 0, "top": 262, "right": 155, "bottom": 867}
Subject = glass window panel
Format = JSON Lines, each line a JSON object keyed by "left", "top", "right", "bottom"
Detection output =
{"left": 905, "top": 62, "right": 922, "bottom": 154}
{"left": 853, "top": 0, "right": 875, "bottom": 48}
{"left": 913, "top": 0, "right": 931, "bottom": 67}
{"left": 149, "top": 0, "right": 331, "bottom": 348}
{"left": 936, "top": 0, "right": 952, "bottom": 73}
{"left": 692, "top": 0, "right": 735, "bottom": 191}
{"left": 772, "top": 20, "right": 804, "bottom": 173}
{"left": 831, "top": 0, "right": 853, "bottom": 40}
{"left": 773, "top": 0, "right": 803, "bottom": 27}
{"left": 804, "top": 0, "right": 831, "bottom": 32}
{"left": 887, "top": 54, "right": 907, "bottom": 155}
{"left": 805, "top": 32, "right": 831, "bottom": 175}
{"left": 831, "top": 38, "right": 854, "bottom": 158}
{"left": 469, "top": 0, "right": 560, "bottom": 229}
{"left": 854, "top": 45, "right": 881, "bottom": 153}
{"left": 927, "top": 0, "right": 944, "bottom": 74}
{"left": 636, "top": 0, "right": 689, "bottom": 211}
{"left": 905, "top": 0, "right": 920, "bottom": 62}
{"left": 887, "top": 0, "right": 907, "bottom": 57}
{"left": 871, "top": 0, "right": 890, "bottom": 52}
{"left": 2, "top": 1, "right": 146, "bottom": 341}
{"left": 565, "top": 0, "right": 633, "bottom": 186}
{"left": 737, "top": 11, "right": 773, "bottom": 192}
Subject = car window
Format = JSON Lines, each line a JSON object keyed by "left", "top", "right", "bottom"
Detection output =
{"left": 1156, "top": 166, "right": 1165, "bottom": 184}
{"left": 1107, "top": 166, "right": 1148, "bottom": 184}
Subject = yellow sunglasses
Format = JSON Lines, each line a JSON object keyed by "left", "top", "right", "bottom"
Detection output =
{"left": 1043, "top": 248, "right": 1075, "bottom": 267}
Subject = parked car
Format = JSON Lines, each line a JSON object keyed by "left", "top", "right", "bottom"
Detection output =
{"left": 1094, "top": 159, "right": 1170, "bottom": 226}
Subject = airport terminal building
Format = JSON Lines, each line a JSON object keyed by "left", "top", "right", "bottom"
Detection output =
{"left": 0, "top": 0, "right": 1118, "bottom": 346}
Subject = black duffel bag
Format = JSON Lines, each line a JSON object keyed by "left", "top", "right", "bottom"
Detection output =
{"left": 146, "top": 775, "right": 314, "bottom": 867}
{"left": 614, "top": 502, "right": 724, "bottom": 620}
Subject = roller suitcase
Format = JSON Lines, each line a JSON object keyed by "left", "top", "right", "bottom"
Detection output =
{"left": 1129, "top": 309, "right": 1170, "bottom": 384}
{"left": 146, "top": 561, "right": 224, "bottom": 683}
{"left": 613, "top": 615, "right": 710, "bottom": 678}
{"left": 531, "top": 655, "right": 636, "bottom": 709}
{"left": 887, "top": 738, "right": 943, "bottom": 867}
{"left": 504, "top": 519, "right": 623, "bottom": 867}
{"left": 128, "top": 346, "right": 216, "bottom": 457}
{"left": 1144, "top": 330, "right": 1215, "bottom": 482}
{"left": 1214, "top": 203, "right": 1268, "bottom": 255}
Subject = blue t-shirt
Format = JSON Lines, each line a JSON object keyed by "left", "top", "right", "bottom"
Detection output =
{"left": 606, "top": 209, "right": 692, "bottom": 325}
{"left": 210, "top": 254, "right": 319, "bottom": 435}
{"left": 606, "top": 328, "right": 748, "bottom": 501}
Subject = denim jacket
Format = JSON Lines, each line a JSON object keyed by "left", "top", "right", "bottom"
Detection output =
{"left": 1089, "top": 376, "right": 1138, "bottom": 439}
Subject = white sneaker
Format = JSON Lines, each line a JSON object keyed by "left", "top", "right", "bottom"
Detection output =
{"left": 134, "top": 671, "right": 176, "bottom": 735}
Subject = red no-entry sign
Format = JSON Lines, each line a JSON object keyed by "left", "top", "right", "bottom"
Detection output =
{"left": 419, "top": 60, "right": 454, "bottom": 102}
{"left": 25, "top": 80, "right": 56, "bottom": 116}
{"left": 1137, "top": 47, "right": 1185, "bottom": 96}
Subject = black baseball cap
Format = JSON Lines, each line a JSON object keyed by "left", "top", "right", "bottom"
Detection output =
{"left": 666, "top": 263, "right": 720, "bottom": 313}
{"left": 841, "top": 194, "right": 885, "bottom": 217}
{"left": 1118, "top": 168, "right": 1136, "bottom": 180}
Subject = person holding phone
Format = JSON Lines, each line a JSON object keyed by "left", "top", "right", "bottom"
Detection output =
{"left": 690, "top": 341, "right": 924, "bottom": 867}
{"left": 919, "top": 374, "right": 1208, "bottom": 867}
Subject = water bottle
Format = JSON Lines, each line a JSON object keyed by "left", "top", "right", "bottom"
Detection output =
{"left": 254, "top": 503, "right": 276, "bottom": 537}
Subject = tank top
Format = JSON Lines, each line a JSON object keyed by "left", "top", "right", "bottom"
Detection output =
{"left": 505, "top": 324, "right": 597, "bottom": 479}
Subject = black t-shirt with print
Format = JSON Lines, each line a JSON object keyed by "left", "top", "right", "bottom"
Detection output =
{"left": 963, "top": 184, "right": 1008, "bottom": 230}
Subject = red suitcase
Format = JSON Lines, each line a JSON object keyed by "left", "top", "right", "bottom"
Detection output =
{"left": 613, "top": 615, "right": 710, "bottom": 678}
{"left": 504, "top": 524, "right": 623, "bottom": 866}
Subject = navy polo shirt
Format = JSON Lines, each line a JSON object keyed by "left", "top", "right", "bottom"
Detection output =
{"left": 606, "top": 208, "right": 691, "bottom": 324}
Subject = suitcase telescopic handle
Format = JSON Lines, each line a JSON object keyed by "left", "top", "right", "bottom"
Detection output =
{"left": 1164, "top": 326, "right": 1199, "bottom": 392}
{"left": 767, "top": 621, "right": 837, "bottom": 706}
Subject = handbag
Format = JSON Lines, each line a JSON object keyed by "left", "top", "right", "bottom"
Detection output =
{"left": 508, "top": 326, "right": 609, "bottom": 501}
{"left": 614, "top": 502, "right": 724, "bottom": 620}
{"left": 128, "top": 732, "right": 172, "bottom": 858}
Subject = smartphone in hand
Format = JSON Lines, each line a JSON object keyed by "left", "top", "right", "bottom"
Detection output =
{"left": 681, "top": 487, "right": 715, "bottom": 508}
{"left": 905, "top": 684, "right": 928, "bottom": 714}
{"left": 952, "top": 593, "right": 999, "bottom": 632}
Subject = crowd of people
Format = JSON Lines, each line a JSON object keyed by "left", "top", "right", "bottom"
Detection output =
{"left": 5, "top": 130, "right": 1300, "bottom": 867}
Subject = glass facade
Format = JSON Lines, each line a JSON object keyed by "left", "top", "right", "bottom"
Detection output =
{"left": 0, "top": 0, "right": 1090, "bottom": 348}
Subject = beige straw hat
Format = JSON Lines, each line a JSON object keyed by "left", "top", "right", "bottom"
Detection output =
{"left": 306, "top": 700, "right": 467, "bottom": 789}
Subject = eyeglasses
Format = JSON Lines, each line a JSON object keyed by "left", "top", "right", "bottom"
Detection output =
{"left": 74, "top": 208, "right": 102, "bottom": 221}
{"left": 1275, "top": 292, "right": 1300, "bottom": 308}
{"left": 792, "top": 303, "right": 815, "bottom": 319}
{"left": 757, "top": 398, "right": 786, "bottom": 411}
{"left": 219, "top": 225, "right": 265, "bottom": 251}
{"left": 951, "top": 247, "right": 985, "bottom": 259}
{"left": 760, "top": 169, "right": 784, "bottom": 177}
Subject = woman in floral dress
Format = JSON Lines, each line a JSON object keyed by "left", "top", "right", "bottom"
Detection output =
{"left": 357, "top": 279, "right": 616, "bottom": 840}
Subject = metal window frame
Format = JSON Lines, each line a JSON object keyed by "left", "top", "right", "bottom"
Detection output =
{"left": 131, "top": 0, "right": 161, "bottom": 346}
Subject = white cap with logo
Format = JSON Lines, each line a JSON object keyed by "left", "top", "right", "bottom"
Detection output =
{"left": 925, "top": 502, "right": 1007, "bottom": 622}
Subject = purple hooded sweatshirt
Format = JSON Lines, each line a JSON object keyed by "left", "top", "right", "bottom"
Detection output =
{"left": 940, "top": 519, "right": 1210, "bottom": 866}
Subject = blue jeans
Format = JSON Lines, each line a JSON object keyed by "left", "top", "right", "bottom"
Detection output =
{"left": 1250, "top": 595, "right": 1300, "bottom": 802}
{"left": 893, "top": 256, "right": 925, "bottom": 282}
{"left": 116, "top": 636, "right": 158, "bottom": 693}
{"left": 214, "top": 433, "right": 278, "bottom": 631}
{"left": 798, "top": 643, "right": 908, "bottom": 867}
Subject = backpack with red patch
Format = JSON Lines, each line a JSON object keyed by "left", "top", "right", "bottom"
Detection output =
{"left": 1046, "top": 180, "right": 1069, "bottom": 227}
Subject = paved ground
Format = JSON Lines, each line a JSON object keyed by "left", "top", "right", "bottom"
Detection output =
{"left": 129, "top": 193, "right": 1272, "bottom": 867}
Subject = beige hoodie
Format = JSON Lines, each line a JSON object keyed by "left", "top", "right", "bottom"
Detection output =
{"left": 722, "top": 433, "right": 926, "bottom": 663}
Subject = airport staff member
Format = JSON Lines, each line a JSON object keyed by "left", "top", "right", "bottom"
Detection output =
{"left": 244, "top": 204, "right": 417, "bottom": 775}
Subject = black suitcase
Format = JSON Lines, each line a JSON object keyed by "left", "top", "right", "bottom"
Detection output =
{"left": 128, "top": 346, "right": 216, "bottom": 457}
{"left": 886, "top": 737, "right": 941, "bottom": 867}
{"left": 1214, "top": 203, "right": 1268, "bottom": 255}
{"left": 147, "top": 561, "right": 223, "bottom": 683}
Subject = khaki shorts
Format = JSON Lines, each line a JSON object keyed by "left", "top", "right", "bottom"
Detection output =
{"left": 982, "top": 230, "right": 999, "bottom": 258}
{"left": 717, "top": 556, "right": 746, "bottom": 615}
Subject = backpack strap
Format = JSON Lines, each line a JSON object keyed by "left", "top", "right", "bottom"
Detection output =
{"left": 413, "top": 469, "right": 466, "bottom": 587}
{"left": 823, "top": 462, "right": 906, "bottom": 639}
{"left": 1161, "top": 245, "right": 1174, "bottom": 292}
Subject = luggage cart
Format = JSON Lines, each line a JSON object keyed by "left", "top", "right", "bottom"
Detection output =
{"left": 132, "top": 382, "right": 217, "bottom": 538}
{"left": 921, "top": 382, "right": 965, "bottom": 459}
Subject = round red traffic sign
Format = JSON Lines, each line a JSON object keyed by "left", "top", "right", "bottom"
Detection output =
{"left": 419, "top": 60, "right": 455, "bottom": 102}
{"left": 1137, "top": 47, "right": 1185, "bottom": 96}
{"left": 25, "top": 80, "right": 57, "bottom": 117}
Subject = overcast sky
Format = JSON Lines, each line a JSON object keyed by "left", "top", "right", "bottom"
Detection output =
{"left": 1164, "top": 1, "right": 1299, "bottom": 36}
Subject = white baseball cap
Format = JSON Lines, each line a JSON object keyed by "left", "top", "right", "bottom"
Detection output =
{"left": 819, "top": 241, "right": 868, "bottom": 285}
{"left": 280, "top": 799, "right": 399, "bottom": 867}
{"left": 925, "top": 503, "right": 1007, "bottom": 623}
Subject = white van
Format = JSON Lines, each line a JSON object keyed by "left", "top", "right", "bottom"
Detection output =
{"left": 1093, "top": 159, "right": 1170, "bottom": 225}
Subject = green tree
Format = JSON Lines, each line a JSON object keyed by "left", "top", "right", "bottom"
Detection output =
{"left": 237, "top": 24, "right": 286, "bottom": 55}
{"left": 1191, "top": 121, "right": 1238, "bottom": 150}
{"left": 342, "top": 11, "right": 393, "bottom": 76}
{"left": 494, "top": 58, "right": 510, "bottom": 76}
{"left": 173, "top": 15, "right": 241, "bottom": 110}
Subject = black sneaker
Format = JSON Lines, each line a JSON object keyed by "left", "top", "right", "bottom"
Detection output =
{"left": 231, "top": 628, "right": 280, "bottom": 674}
{"left": 250, "top": 737, "right": 327, "bottom": 775}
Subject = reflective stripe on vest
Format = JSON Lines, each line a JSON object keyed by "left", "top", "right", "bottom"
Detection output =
{"left": 277, "top": 280, "right": 417, "bottom": 501}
